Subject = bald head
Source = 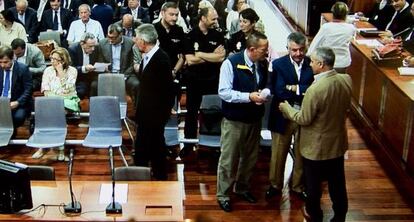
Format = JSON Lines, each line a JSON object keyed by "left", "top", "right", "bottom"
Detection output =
{"left": 16, "top": 0, "right": 28, "bottom": 15}
{"left": 122, "top": 14, "right": 133, "bottom": 29}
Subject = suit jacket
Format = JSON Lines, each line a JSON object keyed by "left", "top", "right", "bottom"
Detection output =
{"left": 386, "top": 6, "right": 414, "bottom": 36}
{"left": 40, "top": 7, "right": 73, "bottom": 34}
{"left": 3, "top": 0, "right": 15, "bottom": 10}
{"left": 9, "top": 7, "right": 39, "bottom": 43}
{"left": 68, "top": 42, "right": 99, "bottom": 73}
{"left": 267, "top": 55, "right": 314, "bottom": 133}
{"left": 0, "top": 62, "right": 32, "bottom": 110}
{"left": 24, "top": 43, "right": 47, "bottom": 77}
{"left": 98, "top": 37, "right": 135, "bottom": 77}
{"left": 115, "top": 19, "right": 141, "bottom": 37}
{"left": 280, "top": 70, "right": 352, "bottom": 161}
{"left": 367, "top": 3, "right": 394, "bottom": 31}
{"left": 135, "top": 48, "right": 174, "bottom": 125}
{"left": 119, "top": 6, "right": 150, "bottom": 23}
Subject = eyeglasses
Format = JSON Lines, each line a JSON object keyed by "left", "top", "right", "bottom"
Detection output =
{"left": 50, "top": 57, "right": 62, "bottom": 61}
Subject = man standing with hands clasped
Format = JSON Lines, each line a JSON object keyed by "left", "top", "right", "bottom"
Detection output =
{"left": 216, "top": 31, "right": 269, "bottom": 212}
{"left": 279, "top": 47, "right": 352, "bottom": 222}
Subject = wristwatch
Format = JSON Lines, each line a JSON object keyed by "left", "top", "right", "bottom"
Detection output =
{"left": 286, "top": 85, "right": 292, "bottom": 91}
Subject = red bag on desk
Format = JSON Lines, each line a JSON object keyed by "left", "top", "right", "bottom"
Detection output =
{"left": 376, "top": 43, "right": 401, "bottom": 58}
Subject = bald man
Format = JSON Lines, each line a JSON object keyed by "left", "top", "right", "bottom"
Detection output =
{"left": 9, "top": 0, "right": 39, "bottom": 43}
{"left": 115, "top": 14, "right": 141, "bottom": 37}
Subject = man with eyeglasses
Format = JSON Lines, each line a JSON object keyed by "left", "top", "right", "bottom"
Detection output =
{"left": 68, "top": 32, "right": 99, "bottom": 99}
{"left": 0, "top": 46, "right": 32, "bottom": 134}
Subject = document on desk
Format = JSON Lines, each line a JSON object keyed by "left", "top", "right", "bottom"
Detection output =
{"left": 94, "top": 63, "right": 111, "bottom": 72}
{"left": 261, "top": 130, "right": 271, "bottom": 140}
{"left": 355, "top": 39, "right": 383, "bottom": 48}
{"left": 357, "top": 27, "right": 378, "bottom": 31}
{"left": 398, "top": 67, "right": 414, "bottom": 76}
{"left": 99, "top": 183, "right": 128, "bottom": 204}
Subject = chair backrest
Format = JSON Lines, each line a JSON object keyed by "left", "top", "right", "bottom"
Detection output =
{"left": 0, "top": 97, "right": 13, "bottom": 130}
{"left": 200, "top": 94, "right": 222, "bottom": 109}
{"left": 114, "top": 166, "right": 151, "bottom": 181}
{"left": 34, "top": 97, "right": 66, "bottom": 130}
{"left": 97, "top": 74, "right": 127, "bottom": 103}
{"left": 38, "top": 31, "right": 61, "bottom": 46}
{"left": 28, "top": 165, "right": 55, "bottom": 180}
{"left": 89, "top": 96, "right": 121, "bottom": 129}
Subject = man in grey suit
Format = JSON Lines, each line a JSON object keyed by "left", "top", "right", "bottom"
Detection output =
{"left": 279, "top": 47, "right": 352, "bottom": 222}
{"left": 11, "top": 38, "right": 46, "bottom": 91}
{"left": 94, "top": 24, "right": 141, "bottom": 99}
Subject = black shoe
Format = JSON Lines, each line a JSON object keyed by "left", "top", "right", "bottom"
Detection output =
{"left": 217, "top": 200, "right": 232, "bottom": 212}
{"left": 292, "top": 191, "right": 307, "bottom": 201}
{"left": 178, "top": 145, "right": 193, "bottom": 158}
{"left": 265, "top": 186, "right": 281, "bottom": 200}
{"left": 237, "top": 192, "right": 257, "bottom": 203}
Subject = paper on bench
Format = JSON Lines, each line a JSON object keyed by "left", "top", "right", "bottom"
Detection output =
{"left": 94, "top": 63, "right": 111, "bottom": 72}
{"left": 355, "top": 39, "right": 383, "bottom": 48}
{"left": 99, "top": 183, "right": 128, "bottom": 204}
{"left": 398, "top": 67, "right": 414, "bottom": 76}
{"left": 261, "top": 130, "right": 271, "bottom": 140}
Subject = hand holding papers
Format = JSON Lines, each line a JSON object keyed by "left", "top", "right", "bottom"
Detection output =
{"left": 94, "top": 63, "right": 111, "bottom": 72}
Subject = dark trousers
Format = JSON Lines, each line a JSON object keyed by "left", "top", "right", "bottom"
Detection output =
{"left": 184, "top": 79, "right": 217, "bottom": 139}
{"left": 12, "top": 108, "right": 28, "bottom": 136}
{"left": 303, "top": 156, "right": 348, "bottom": 222}
{"left": 134, "top": 120, "right": 168, "bottom": 180}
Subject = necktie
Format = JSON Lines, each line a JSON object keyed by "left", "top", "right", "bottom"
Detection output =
{"left": 2, "top": 70, "right": 10, "bottom": 97}
{"left": 84, "top": 23, "right": 87, "bottom": 33}
{"left": 53, "top": 10, "right": 58, "bottom": 30}
{"left": 251, "top": 64, "right": 258, "bottom": 90}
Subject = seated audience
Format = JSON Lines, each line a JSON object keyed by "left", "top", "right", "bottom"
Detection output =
{"left": 120, "top": 0, "right": 150, "bottom": 23}
{"left": 68, "top": 32, "right": 99, "bottom": 99}
{"left": 0, "top": 46, "right": 32, "bottom": 134}
{"left": 226, "top": 0, "right": 248, "bottom": 36}
{"left": 141, "top": 0, "right": 162, "bottom": 22}
{"left": 39, "top": 0, "right": 73, "bottom": 48}
{"left": 9, "top": 0, "right": 39, "bottom": 43}
{"left": 360, "top": 0, "right": 394, "bottom": 31}
{"left": 0, "top": 10, "right": 28, "bottom": 47}
{"left": 33, "top": 47, "right": 79, "bottom": 161}
{"left": 307, "top": 2, "right": 356, "bottom": 73}
{"left": 67, "top": 4, "right": 105, "bottom": 44}
{"left": 11, "top": 38, "right": 46, "bottom": 91}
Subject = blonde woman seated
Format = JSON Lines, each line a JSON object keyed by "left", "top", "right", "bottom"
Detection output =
{"left": 32, "top": 47, "right": 80, "bottom": 161}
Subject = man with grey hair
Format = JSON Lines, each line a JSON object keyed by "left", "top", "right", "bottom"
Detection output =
{"left": 67, "top": 4, "right": 104, "bottom": 44}
{"left": 265, "top": 32, "right": 314, "bottom": 201}
{"left": 133, "top": 24, "right": 174, "bottom": 180}
{"left": 9, "top": 0, "right": 39, "bottom": 43}
{"left": 279, "top": 47, "right": 352, "bottom": 222}
{"left": 68, "top": 32, "right": 98, "bottom": 98}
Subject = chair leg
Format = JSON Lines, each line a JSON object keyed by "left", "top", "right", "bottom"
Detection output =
{"left": 118, "top": 146, "right": 129, "bottom": 167}
{"left": 123, "top": 118, "right": 135, "bottom": 144}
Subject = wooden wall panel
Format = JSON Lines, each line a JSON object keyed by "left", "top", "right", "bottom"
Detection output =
{"left": 348, "top": 45, "right": 364, "bottom": 102}
{"left": 362, "top": 62, "right": 382, "bottom": 127}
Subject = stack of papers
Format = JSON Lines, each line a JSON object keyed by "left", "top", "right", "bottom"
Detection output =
{"left": 398, "top": 67, "right": 414, "bottom": 76}
{"left": 355, "top": 39, "right": 383, "bottom": 48}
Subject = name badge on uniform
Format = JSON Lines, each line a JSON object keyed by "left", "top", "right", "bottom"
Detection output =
{"left": 194, "top": 42, "right": 199, "bottom": 51}
{"left": 171, "top": 38, "right": 180, "bottom": 43}
{"left": 236, "top": 42, "right": 241, "bottom": 50}
{"left": 209, "top": 41, "right": 217, "bottom": 46}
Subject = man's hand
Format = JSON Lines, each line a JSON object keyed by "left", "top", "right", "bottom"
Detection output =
{"left": 249, "top": 92, "right": 265, "bottom": 104}
{"left": 85, "top": 64, "right": 95, "bottom": 72}
{"left": 278, "top": 100, "right": 291, "bottom": 112}
{"left": 10, "top": 101, "right": 19, "bottom": 110}
{"left": 213, "top": 45, "right": 225, "bottom": 54}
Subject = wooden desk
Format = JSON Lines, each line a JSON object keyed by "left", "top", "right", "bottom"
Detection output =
{"left": 321, "top": 13, "right": 414, "bottom": 200}
{"left": 0, "top": 181, "right": 183, "bottom": 221}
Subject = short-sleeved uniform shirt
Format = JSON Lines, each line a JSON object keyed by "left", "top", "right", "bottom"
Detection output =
{"left": 154, "top": 21, "right": 186, "bottom": 67}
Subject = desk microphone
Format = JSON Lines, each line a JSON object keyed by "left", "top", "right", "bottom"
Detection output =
{"left": 64, "top": 148, "right": 82, "bottom": 214}
{"left": 106, "top": 146, "right": 122, "bottom": 214}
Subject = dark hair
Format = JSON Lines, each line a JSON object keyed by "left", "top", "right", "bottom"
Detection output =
{"left": 0, "top": 46, "right": 15, "bottom": 60}
{"left": 108, "top": 24, "right": 123, "bottom": 35}
{"left": 331, "top": 2, "right": 348, "bottom": 20}
{"left": 287, "top": 32, "right": 306, "bottom": 47}
{"left": 11, "top": 38, "right": 27, "bottom": 50}
{"left": 1, "top": 10, "right": 16, "bottom": 23}
{"left": 161, "top": 1, "right": 178, "bottom": 11}
{"left": 198, "top": 7, "right": 211, "bottom": 21}
{"left": 94, "top": 0, "right": 105, "bottom": 4}
{"left": 232, "top": 0, "right": 243, "bottom": 11}
{"left": 246, "top": 31, "right": 267, "bottom": 48}
{"left": 239, "top": 8, "right": 259, "bottom": 24}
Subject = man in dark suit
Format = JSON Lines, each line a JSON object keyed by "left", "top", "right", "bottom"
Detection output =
{"left": 95, "top": 24, "right": 140, "bottom": 101}
{"left": 9, "top": 0, "right": 39, "bottom": 43}
{"left": 0, "top": 46, "right": 32, "bottom": 131}
{"left": 133, "top": 24, "right": 174, "bottom": 180}
{"left": 384, "top": 0, "right": 413, "bottom": 36}
{"left": 279, "top": 47, "right": 352, "bottom": 222}
{"left": 40, "top": 0, "right": 73, "bottom": 48}
{"left": 68, "top": 32, "right": 99, "bottom": 99}
{"left": 115, "top": 14, "right": 141, "bottom": 37}
{"left": 120, "top": 0, "right": 150, "bottom": 23}
{"left": 265, "top": 32, "right": 314, "bottom": 201}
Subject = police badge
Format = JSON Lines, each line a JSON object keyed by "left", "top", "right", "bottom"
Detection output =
{"left": 236, "top": 42, "right": 241, "bottom": 50}
{"left": 194, "top": 42, "right": 199, "bottom": 51}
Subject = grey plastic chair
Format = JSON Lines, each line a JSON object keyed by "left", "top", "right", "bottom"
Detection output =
{"left": 0, "top": 98, "right": 13, "bottom": 147}
{"left": 260, "top": 99, "right": 272, "bottom": 148}
{"left": 114, "top": 166, "right": 151, "bottom": 181}
{"left": 26, "top": 97, "right": 67, "bottom": 149}
{"left": 38, "top": 31, "right": 61, "bottom": 46}
{"left": 82, "top": 96, "right": 128, "bottom": 166}
{"left": 198, "top": 95, "right": 222, "bottom": 148}
{"left": 28, "top": 165, "right": 55, "bottom": 180}
{"left": 98, "top": 74, "right": 135, "bottom": 144}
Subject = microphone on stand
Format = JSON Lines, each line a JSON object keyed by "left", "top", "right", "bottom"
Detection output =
{"left": 106, "top": 146, "right": 122, "bottom": 214}
{"left": 64, "top": 148, "right": 82, "bottom": 214}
